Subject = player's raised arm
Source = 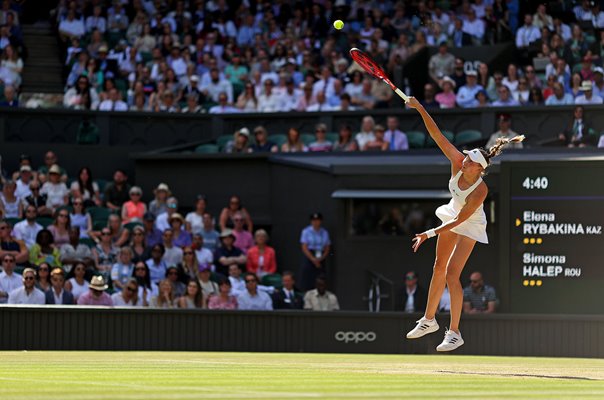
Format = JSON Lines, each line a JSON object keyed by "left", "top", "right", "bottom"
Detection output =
{"left": 406, "top": 97, "right": 464, "bottom": 169}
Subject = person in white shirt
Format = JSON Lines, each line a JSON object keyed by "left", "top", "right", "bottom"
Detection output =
{"left": 516, "top": 14, "right": 541, "bottom": 49}
{"left": 0, "top": 254, "right": 22, "bottom": 303}
{"left": 98, "top": 88, "right": 129, "bottom": 111}
{"left": 15, "top": 165, "right": 34, "bottom": 199}
{"left": 59, "top": 10, "right": 85, "bottom": 40}
{"left": 168, "top": 46, "right": 188, "bottom": 78}
{"left": 161, "top": 229, "right": 183, "bottom": 267}
{"left": 85, "top": 5, "right": 106, "bottom": 33}
{"left": 192, "top": 234, "right": 213, "bottom": 266}
{"left": 279, "top": 79, "right": 302, "bottom": 111}
{"left": 355, "top": 115, "right": 376, "bottom": 149}
{"left": 553, "top": 17, "right": 572, "bottom": 42}
{"left": 13, "top": 205, "right": 42, "bottom": 249}
{"left": 257, "top": 79, "right": 281, "bottom": 112}
{"left": 575, "top": 81, "right": 604, "bottom": 105}
{"left": 209, "top": 92, "right": 240, "bottom": 113}
{"left": 462, "top": 9, "right": 484, "bottom": 44}
{"left": 203, "top": 67, "right": 233, "bottom": 103}
{"left": 592, "top": 4, "right": 604, "bottom": 28}
{"left": 303, "top": 276, "right": 340, "bottom": 311}
{"left": 111, "top": 278, "right": 142, "bottom": 306}
{"left": 574, "top": 0, "right": 593, "bottom": 21}
{"left": 312, "top": 66, "right": 335, "bottom": 99}
{"left": 306, "top": 92, "right": 334, "bottom": 112}
{"left": 532, "top": 4, "right": 553, "bottom": 30}
{"left": 7, "top": 268, "right": 45, "bottom": 305}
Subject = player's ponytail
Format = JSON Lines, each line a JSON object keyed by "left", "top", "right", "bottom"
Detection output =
{"left": 485, "top": 135, "right": 525, "bottom": 160}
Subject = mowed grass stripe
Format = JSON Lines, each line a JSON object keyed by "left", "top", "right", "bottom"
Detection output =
{"left": 0, "top": 352, "right": 603, "bottom": 399}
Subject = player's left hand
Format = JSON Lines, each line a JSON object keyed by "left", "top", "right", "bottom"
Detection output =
{"left": 411, "top": 233, "right": 428, "bottom": 253}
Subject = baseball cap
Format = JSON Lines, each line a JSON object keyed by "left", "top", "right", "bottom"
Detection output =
{"left": 143, "top": 212, "right": 155, "bottom": 221}
{"left": 310, "top": 212, "right": 323, "bottom": 220}
{"left": 20, "top": 165, "right": 32, "bottom": 172}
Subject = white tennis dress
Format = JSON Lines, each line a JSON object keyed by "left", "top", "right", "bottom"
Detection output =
{"left": 435, "top": 170, "right": 488, "bottom": 244}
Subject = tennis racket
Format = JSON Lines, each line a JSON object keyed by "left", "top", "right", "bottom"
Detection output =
{"left": 350, "top": 47, "right": 409, "bottom": 103}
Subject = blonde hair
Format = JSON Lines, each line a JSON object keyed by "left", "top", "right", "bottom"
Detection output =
{"left": 482, "top": 135, "right": 525, "bottom": 163}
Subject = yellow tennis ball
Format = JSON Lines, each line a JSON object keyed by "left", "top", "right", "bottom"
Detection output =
{"left": 333, "top": 20, "right": 344, "bottom": 30}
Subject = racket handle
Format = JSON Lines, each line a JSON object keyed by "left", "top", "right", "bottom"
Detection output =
{"left": 394, "top": 87, "right": 409, "bottom": 103}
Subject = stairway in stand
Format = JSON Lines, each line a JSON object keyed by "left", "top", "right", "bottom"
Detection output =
{"left": 20, "top": 21, "right": 64, "bottom": 94}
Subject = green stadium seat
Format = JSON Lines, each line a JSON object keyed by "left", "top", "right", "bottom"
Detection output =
{"left": 95, "top": 179, "right": 109, "bottom": 193}
{"left": 124, "top": 222, "right": 143, "bottom": 232}
{"left": 216, "top": 134, "right": 233, "bottom": 150}
{"left": 80, "top": 238, "right": 97, "bottom": 248}
{"left": 36, "top": 217, "right": 53, "bottom": 228}
{"left": 87, "top": 207, "right": 111, "bottom": 221}
{"left": 261, "top": 273, "right": 283, "bottom": 289}
{"left": 268, "top": 134, "right": 287, "bottom": 147}
{"left": 425, "top": 130, "right": 454, "bottom": 147}
{"left": 406, "top": 131, "right": 426, "bottom": 149}
{"left": 326, "top": 132, "right": 339, "bottom": 143}
{"left": 301, "top": 134, "right": 315, "bottom": 145}
{"left": 195, "top": 144, "right": 220, "bottom": 154}
{"left": 93, "top": 220, "right": 108, "bottom": 231}
{"left": 455, "top": 130, "right": 483, "bottom": 147}
{"left": 4, "top": 217, "right": 21, "bottom": 227}
{"left": 56, "top": 205, "right": 74, "bottom": 214}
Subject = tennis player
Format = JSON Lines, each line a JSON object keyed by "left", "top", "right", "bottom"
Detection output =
{"left": 404, "top": 97, "right": 523, "bottom": 351}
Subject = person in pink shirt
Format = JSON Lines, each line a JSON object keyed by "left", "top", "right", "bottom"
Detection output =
{"left": 246, "top": 229, "right": 277, "bottom": 278}
{"left": 77, "top": 275, "right": 113, "bottom": 306}
{"left": 435, "top": 76, "right": 457, "bottom": 108}
{"left": 207, "top": 278, "right": 238, "bottom": 310}
{"left": 232, "top": 212, "right": 253, "bottom": 253}
{"left": 121, "top": 186, "right": 147, "bottom": 224}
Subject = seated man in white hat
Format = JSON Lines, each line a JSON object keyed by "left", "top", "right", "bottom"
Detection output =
{"left": 77, "top": 275, "right": 113, "bottom": 306}
{"left": 574, "top": 80, "right": 604, "bottom": 105}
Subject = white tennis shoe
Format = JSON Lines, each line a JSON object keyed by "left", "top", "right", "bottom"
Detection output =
{"left": 406, "top": 317, "right": 439, "bottom": 339}
{"left": 436, "top": 329, "right": 464, "bottom": 351}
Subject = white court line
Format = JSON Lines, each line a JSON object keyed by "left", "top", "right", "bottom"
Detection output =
{"left": 0, "top": 376, "right": 322, "bottom": 398}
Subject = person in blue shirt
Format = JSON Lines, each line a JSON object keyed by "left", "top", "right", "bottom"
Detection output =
{"left": 236, "top": 273, "right": 273, "bottom": 311}
{"left": 299, "top": 213, "right": 331, "bottom": 291}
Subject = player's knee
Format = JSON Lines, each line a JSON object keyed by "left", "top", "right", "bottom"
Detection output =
{"left": 433, "top": 261, "right": 446, "bottom": 274}
{"left": 445, "top": 268, "right": 461, "bottom": 284}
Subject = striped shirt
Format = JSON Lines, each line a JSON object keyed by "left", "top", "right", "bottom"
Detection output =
{"left": 463, "top": 285, "right": 497, "bottom": 311}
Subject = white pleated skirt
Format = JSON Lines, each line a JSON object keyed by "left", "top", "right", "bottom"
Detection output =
{"left": 435, "top": 203, "right": 489, "bottom": 244}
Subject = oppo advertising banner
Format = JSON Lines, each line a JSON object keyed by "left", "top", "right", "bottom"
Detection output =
{"left": 504, "top": 161, "right": 604, "bottom": 313}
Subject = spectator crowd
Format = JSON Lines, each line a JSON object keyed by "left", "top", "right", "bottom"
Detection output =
{"left": 10, "top": 1, "right": 592, "bottom": 114}
{"left": 0, "top": 150, "right": 340, "bottom": 311}
{"left": 0, "top": 0, "right": 24, "bottom": 107}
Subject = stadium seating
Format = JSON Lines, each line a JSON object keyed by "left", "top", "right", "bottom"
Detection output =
{"left": 268, "top": 134, "right": 287, "bottom": 147}
{"left": 426, "top": 130, "right": 455, "bottom": 147}
{"left": 406, "top": 131, "right": 426, "bottom": 149}
{"left": 195, "top": 144, "right": 220, "bottom": 154}
{"left": 455, "top": 130, "right": 484, "bottom": 147}
{"left": 261, "top": 273, "right": 283, "bottom": 289}
{"left": 301, "top": 134, "right": 316, "bottom": 146}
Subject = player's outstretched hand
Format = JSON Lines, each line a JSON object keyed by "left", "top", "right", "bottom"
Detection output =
{"left": 411, "top": 232, "right": 427, "bottom": 253}
{"left": 405, "top": 96, "right": 421, "bottom": 110}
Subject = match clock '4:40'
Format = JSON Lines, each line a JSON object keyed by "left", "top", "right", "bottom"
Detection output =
{"left": 522, "top": 177, "right": 549, "bottom": 190}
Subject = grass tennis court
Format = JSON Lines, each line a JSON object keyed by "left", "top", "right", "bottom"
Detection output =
{"left": 1, "top": 352, "right": 603, "bottom": 399}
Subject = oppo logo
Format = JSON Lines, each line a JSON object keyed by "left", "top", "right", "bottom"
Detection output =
{"left": 334, "top": 331, "right": 377, "bottom": 343}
